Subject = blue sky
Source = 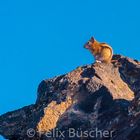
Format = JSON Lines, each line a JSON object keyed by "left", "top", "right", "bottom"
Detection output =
{"left": 0, "top": 0, "right": 140, "bottom": 138}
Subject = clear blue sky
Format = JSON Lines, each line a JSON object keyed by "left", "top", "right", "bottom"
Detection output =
{"left": 0, "top": 0, "right": 140, "bottom": 114}
{"left": 0, "top": 0, "right": 140, "bottom": 138}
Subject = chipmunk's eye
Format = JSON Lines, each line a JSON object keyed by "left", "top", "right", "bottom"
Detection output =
{"left": 87, "top": 41, "right": 90, "bottom": 44}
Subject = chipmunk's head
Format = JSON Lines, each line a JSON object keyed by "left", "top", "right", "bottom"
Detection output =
{"left": 84, "top": 37, "right": 94, "bottom": 49}
{"left": 84, "top": 37, "right": 99, "bottom": 54}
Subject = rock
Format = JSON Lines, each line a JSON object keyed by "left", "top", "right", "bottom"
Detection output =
{"left": 0, "top": 54, "right": 140, "bottom": 140}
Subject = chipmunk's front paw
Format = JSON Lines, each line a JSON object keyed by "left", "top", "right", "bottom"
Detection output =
{"left": 96, "top": 60, "right": 102, "bottom": 63}
{"left": 94, "top": 60, "right": 102, "bottom": 67}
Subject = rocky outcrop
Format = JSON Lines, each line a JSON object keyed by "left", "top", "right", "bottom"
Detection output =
{"left": 0, "top": 55, "right": 140, "bottom": 140}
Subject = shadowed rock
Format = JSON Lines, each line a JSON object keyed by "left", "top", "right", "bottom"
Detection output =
{"left": 0, "top": 55, "right": 140, "bottom": 140}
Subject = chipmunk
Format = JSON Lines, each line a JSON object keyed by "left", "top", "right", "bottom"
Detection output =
{"left": 84, "top": 37, "right": 113, "bottom": 63}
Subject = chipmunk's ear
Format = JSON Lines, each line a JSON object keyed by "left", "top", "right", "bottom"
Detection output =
{"left": 91, "top": 37, "right": 95, "bottom": 42}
